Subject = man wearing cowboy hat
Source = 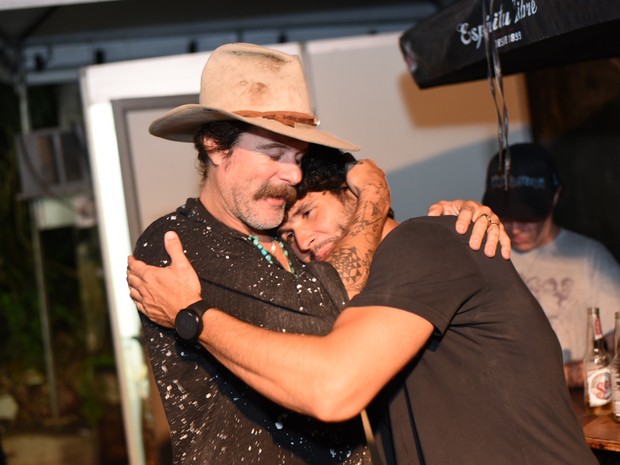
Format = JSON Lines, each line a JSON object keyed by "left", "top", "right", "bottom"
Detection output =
{"left": 131, "top": 43, "right": 507, "bottom": 464}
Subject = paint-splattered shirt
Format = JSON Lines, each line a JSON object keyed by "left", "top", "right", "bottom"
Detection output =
{"left": 135, "top": 198, "right": 370, "bottom": 465}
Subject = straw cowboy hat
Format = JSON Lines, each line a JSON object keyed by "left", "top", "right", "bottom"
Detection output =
{"left": 149, "top": 43, "right": 360, "bottom": 151}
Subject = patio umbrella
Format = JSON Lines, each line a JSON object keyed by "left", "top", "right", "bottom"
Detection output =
{"left": 400, "top": 0, "right": 620, "bottom": 89}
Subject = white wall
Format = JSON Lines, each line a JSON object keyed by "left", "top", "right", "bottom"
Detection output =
{"left": 306, "top": 33, "right": 531, "bottom": 219}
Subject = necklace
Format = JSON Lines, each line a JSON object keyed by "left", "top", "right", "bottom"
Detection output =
{"left": 248, "top": 235, "right": 295, "bottom": 275}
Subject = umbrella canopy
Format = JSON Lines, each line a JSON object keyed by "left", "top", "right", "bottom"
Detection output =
{"left": 400, "top": 0, "right": 620, "bottom": 89}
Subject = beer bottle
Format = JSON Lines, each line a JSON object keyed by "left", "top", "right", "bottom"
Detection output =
{"left": 584, "top": 307, "right": 612, "bottom": 415}
{"left": 611, "top": 312, "right": 620, "bottom": 422}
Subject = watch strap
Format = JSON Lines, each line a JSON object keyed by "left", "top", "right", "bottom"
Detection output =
{"left": 185, "top": 300, "right": 209, "bottom": 318}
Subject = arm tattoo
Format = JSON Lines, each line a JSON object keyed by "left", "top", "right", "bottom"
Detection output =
{"left": 328, "top": 198, "right": 386, "bottom": 296}
{"left": 328, "top": 245, "right": 374, "bottom": 294}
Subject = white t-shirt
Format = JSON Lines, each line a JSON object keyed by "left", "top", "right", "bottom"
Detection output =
{"left": 510, "top": 228, "right": 620, "bottom": 362}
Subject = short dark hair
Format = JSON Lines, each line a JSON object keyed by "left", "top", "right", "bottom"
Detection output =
{"left": 297, "top": 145, "right": 394, "bottom": 217}
{"left": 296, "top": 145, "right": 355, "bottom": 200}
{"left": 193, "top": 120, "right": 251, "bottom": 180}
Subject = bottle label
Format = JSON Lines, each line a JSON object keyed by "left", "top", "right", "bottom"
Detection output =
{"left": 587, "top": 367, "right": 612, "bottom": 407}
{"left": 594, "top": 315, "right": 604, "bottom": 340}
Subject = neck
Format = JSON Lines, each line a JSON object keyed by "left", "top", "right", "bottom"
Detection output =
{"left": 199, "top": 182, "right": 247, "bottom": 236}
{"left": 381, "top": 217, "right": 399, "bottom": 241}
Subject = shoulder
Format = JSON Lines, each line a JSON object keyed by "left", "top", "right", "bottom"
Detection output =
{"left": 382, "top": 216, "right": 463, "bottom": 249}
{"left": 134, "top": 198, "right": 202, "bottom": 259}
{"left": 373, "top": 216, "right": 470, "bottom": 271}
{"left": 136, "top": 203, "right": 186, "bottom": 243}
{"left": 557, "top": 228, "right": 615, "bottom": 258}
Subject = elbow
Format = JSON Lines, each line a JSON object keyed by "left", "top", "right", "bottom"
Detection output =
{"left": 306, "top": 374, "right": 370, "bottom": 423}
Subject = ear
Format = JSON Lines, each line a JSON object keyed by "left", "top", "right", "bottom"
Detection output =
{"left": 202, "top": 137, "right": 225, "bottom": 166}
{"left": 551, "top": 187, "right": 562, "bottom": 207}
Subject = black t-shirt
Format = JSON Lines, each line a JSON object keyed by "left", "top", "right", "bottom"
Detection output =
{"left": 135, "top": 198, "right": 369, "bottom": 465}
{"left": 351, "top": 216, "right": 597, "bottom": 465}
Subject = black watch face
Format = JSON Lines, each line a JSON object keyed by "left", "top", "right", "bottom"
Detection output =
{"left": 176, "top": 309, "right": 201, "bottom": 341}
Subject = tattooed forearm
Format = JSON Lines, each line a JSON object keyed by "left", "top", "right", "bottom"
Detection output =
{"left": 328, "top": 245, "right": 375, "bottom": 295}
{"left": 347, "top": 200, "right": 387, "bottom": 237}
{"left": 326, "top": 199, "right": 387, "bottom": 298}
{"left": 325, "top": 158, "right": 391, "bottom": 298}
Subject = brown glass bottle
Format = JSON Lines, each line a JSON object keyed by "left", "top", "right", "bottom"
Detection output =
{"left": 584, "top": 307, "right": 612, "bottom": 415}
{"left": 611, "top": 312, "right": 620, "bottom": 422}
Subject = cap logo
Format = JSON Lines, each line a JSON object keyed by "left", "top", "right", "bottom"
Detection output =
{"left": 490, "top": 174, "right": 548, "bottom": 190}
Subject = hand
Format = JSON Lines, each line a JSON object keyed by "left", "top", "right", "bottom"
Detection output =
{"left": 127, "top": 231, "right": 201, "bottom": 328}
{"left": 346, "top": 159, "right": 391, "bottom": 216}
{"left": 346, "top": 159, "right": 390, "bottom": 199}
{"left": 427, "top": 200, "right": 511, "bottom": 259}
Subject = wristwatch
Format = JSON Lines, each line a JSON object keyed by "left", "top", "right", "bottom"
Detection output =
{"left": 175, "top": 300, "right": 209, "bottom": 342}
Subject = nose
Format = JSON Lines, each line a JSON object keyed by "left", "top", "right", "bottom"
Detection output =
{"left": 292, "top": 228, "right": 314, "bottom": 254}
{"left": 288, "top": 236, "right": 312, "bottom": 263}
{"left": 278, "top": 155, "right": 303, "bottom": 186}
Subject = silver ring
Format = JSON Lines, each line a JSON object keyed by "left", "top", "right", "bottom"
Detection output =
{"left": 480, "top": 213, "right": 492, "bottom": 223}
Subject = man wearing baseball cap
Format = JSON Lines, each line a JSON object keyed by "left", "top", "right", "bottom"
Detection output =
{"left": 483, "top": 142, "right": 620, "bottom": 385}
{"left": 131, "top": 42, "right": 507, "bottom": 464}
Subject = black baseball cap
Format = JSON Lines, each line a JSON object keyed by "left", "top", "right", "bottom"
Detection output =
{"left": 482, "top": 143, "right": 560, "bottom": 222}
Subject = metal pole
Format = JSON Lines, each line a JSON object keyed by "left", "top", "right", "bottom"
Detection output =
{"left": 29, "top": 203, "right": 60, "bottom": 419}
{"left": 16, "top": 69, "right": 60, "bottom": 419}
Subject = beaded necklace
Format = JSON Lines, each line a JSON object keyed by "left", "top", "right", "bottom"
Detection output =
{"left": 248, "top": 235, "right": 295, "bottom": 275}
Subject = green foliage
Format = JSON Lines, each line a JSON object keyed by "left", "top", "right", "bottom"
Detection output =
{"left": 0, "top": 83, "right": 118, "bottom": 430}
{"left": 76, "top": 354, "right": 117, "bottom": 427}
{"left": 0, "top": 293, "right": 44, "bottom": 369}
{"left": 0, "top": 83, "right": 43, "bottom": 370}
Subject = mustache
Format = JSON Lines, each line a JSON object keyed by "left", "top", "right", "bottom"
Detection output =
{"left": 254, "top": 182, "right": 298, "bottom": 208}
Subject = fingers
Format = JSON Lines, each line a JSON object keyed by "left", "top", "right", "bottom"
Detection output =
{"left": 128, "top": 284, "right": 142, "bottom": 305}
{"left": 429, "top": 199, "right": 511, "bottom": 259}
{"left": 164, "top": 231, "right": 187, "bottom": 265}
{"left": 127, "top": 254, "right": 149, "bottom": 277}
{"left": 468, "top": 209, "right": 499, "bottom": 252}
{"left": 426, "top": 203, "right": 442, "bottom": 217}
{"left": 497, "top": 224, "right": 512, "bottom": 260}
{"left": 453, "top": 205, "right": 474, "bottom": 234}
{"left": 427, "top": 200, "right": 461, "bottom": 217}
{"left": 126, "top": 256, "right": 138, "bottom": 286}
{"left": 467, "top": 216, "right": 489, "bottom": 251}
{"left": 470, "top": 205, "right": 495, "bottom": 224}
{"left": 475, "top": 217, "right": 511, "bottom": 260}
{"left": 482, "top": 221, "right": 501, "bottom": 257}
{"left": 467, "top": 207, "right": 512, "bottom": 259}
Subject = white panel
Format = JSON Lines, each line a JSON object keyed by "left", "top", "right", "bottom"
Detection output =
{"left": 81, "top": 100, "right": 146, "bottom": 465}
{"left": 125, "top": 108, "right": 201, "bottom": 229}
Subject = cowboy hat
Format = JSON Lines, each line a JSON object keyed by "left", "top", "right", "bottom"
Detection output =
{"left": 149, "top": 43, "right": 360, "bottom": 151}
